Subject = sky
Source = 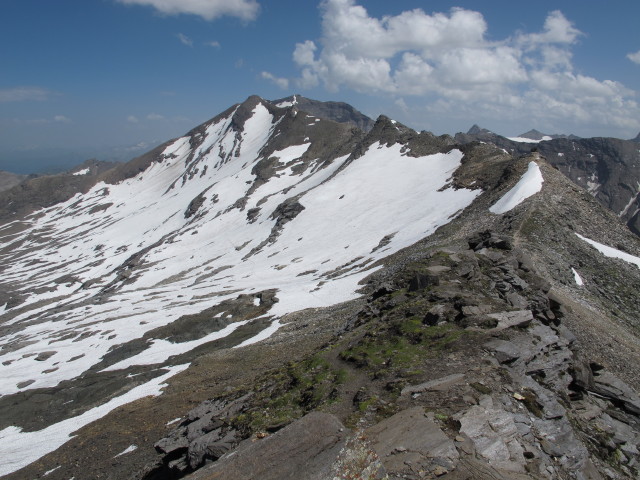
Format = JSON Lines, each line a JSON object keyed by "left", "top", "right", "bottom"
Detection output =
{"left": 1, "top": 0, "right": 639, "bottom": 173}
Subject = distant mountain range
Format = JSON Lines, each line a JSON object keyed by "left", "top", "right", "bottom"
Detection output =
{"left": 1, "top": 95, "right": 639, "bottom": 480}
{"left": 454, "top": 124, "right": 640, "bottom": 235}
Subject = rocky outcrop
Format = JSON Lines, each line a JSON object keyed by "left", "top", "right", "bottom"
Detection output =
{"left": 187, "top": 412, "right": 351, "bottom": 480}
{"left": 126, "top": 230, "right": 640, "bottom": 480}
{"left": 149, "top": 395, "right": 250, "bottom": 475}
{"left": 273, "top": 95, "right": 376, "bottom": 132}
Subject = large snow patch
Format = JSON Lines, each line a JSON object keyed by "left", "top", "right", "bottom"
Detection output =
{"left": 490, "top": 162, "right": 543, "bottom": 214}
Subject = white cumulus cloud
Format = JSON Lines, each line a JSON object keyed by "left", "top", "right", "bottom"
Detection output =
{"left": 115, "top": 0, "right": 260, "bottom": 21}
{"left": 289, "top": 0, "right": 640, "bottom": 136}
{"left": 176, "top": 33, "right": 193, "bottom": 47}
{"left": 53, "top": 115, "right": 71, "bottom": 123}
{"left": 628, "top": 50, "right": 640, "bottom": 65}
{"left": 261, "top": 71, "right": 289, "bottom": 90}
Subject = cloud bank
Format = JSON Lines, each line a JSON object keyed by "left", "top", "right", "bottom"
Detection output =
{"left": 115, "top": 0, "right": 259, "bottom": 21}
{"left": 290, "top": 0, "right": 639, "bottom": 134}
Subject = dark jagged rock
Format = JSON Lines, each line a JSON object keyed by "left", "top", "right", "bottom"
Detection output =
{"left": 184, "top": 192, "right": 207, "bottom": 219}
{"left": 468, "top": 230, "right": 513, "bottom": 251}
{"left": 273, "top": 95, "right": 376, "bottom": 132}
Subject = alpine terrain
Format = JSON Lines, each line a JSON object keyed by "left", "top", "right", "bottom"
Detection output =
{"left": 0, "top": 95, "right": 639, "bottom": 480}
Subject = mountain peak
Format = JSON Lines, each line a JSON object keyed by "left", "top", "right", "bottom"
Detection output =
{"left": 518, "top": 129, "right": 547, "bottom": 140}
{"left": 271, "top": 95, "right": 376, "bottom": 132}
{"left": 467, "top": 124, "right": 494, "bottom": 135}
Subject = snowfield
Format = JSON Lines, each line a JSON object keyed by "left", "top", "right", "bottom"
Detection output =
{"left": 0, "top": 100, "right": 481, "bottom": 474}
{"left": 507, "top": 136, "right": 552, "bottom": 143}
{"left": 490, "top": 162, "right": 544, "bottom": 214}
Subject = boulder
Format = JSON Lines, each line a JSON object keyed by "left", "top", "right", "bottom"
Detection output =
{"left": 365, "top": 407, "right": 459, "bottom": 477}
{"left": 189, "top": 412, "right": 349, "bottom": 480}
{"left": 487, "top": 310, "right": 533, "bottom": 331}
{"left": 591, "top": 372, "right": 640, "bottom": 415}
{"left": 484, "top": 339, "right": 521, "bottom": 364}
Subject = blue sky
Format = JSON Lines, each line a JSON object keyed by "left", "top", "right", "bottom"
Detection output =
{"left": 1, "top": 0, "right": 639, "bottom": 173}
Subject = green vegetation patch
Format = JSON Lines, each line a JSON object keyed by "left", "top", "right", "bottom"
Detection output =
{"left": 339, "top": 320, "right": 468, "bottom": 379}
{"left": 231, "top": 354, "right": 346, "bottom": 434}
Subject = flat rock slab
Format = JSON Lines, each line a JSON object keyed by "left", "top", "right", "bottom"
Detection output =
{"left": 591, "top": 372, "right": 640, "bottom": 415}
{"left": 189, "top": 412, "right": 349, "bottom": 480}
{"left": 483, "top": 339, "right": 521, "bottom": 364}
{"left": 487, "top": 310, "right": 533, "bottom": 331}
{"left": 401, "top": 373, "right": 466, "bottom": 396}
{"left": 458, "top": 400, "right": 526, "bottom": 474}
{"left": 365, "top": 406, "right": 459, "bottom": 476}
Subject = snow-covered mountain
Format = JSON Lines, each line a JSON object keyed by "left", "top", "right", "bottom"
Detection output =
{"left": 0, "top": 95, "right": 481, "bottom": 473}
{"left": 1, "top": 96, "right": 639, "bottom": 480}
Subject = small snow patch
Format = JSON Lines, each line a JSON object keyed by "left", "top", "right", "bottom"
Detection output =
{"left": 72, "top": 168, "right": 90, "bottom": 176}
{"left": 576, "top": 234, "right": 640, "bottom": 269}
{"left": 44, "top": 465, "right": 61, "bottom": 476}
{"left": 114, "top": 445, "right": 138, "bottom": 457}
{"left": 275, "top": 95, "right": 298, "bottom": 108}
{"left": 489, "top": 162, "right": 543, "bottom": 214}
{"left": 166, "top": 417, "right": 182, "bottom": 426}
{"left": 572, "top": 268, "right": 584, "bottom": 286}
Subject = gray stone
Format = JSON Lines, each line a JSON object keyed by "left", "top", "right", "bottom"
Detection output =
{"left": 189, "top": 412, "right": 349, "bottom": 480}
{"left": 506, "top": 292, "right": 528, "bottom": 309}
{"left": 458, "top": 401, "right": 526, "bottom": 473}
{"left": 188, "top": 429, "right": 238, "bottom": 469}
{"left": 591, "top": 372, "right": 640, "bottom": 415}
{"left": 401, "top": 373, "right": 466, "bottom": 396}
{"left": 484, "top": 339, "right": 521, "bottom": 364}
{"left": 487, "top": 310, "right": 533, "bottom": 331}
{"left": 366, "top": 407, "right": 459, "bottom": 475}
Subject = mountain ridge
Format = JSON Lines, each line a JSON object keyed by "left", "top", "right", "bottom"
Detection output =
{"left": 0, "top": 95, "right": 639, "bottom": 479}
